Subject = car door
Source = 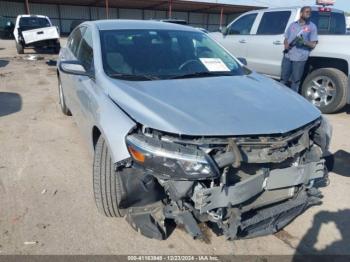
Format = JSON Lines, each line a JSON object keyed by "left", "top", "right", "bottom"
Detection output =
{"left": 60, "top": 26, "right": 86, "bottom": 116}
{"left": 245, "top": 10, "right": 295, "bottom": 77}
{"left": 220, "top": 13, "right": 258, "bottom": 59}
{"left": 73, "top": 26, "right": 97, "bottom": 142}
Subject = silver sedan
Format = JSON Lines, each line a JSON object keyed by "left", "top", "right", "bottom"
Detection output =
{"left": 57, "top": 20, "right": 331, "bottom": 240}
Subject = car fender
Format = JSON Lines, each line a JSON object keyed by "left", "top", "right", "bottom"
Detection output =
{"left": 90, "top": 85, "right": 136, "bottom": 164}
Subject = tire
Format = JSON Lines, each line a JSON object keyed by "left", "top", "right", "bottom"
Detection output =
{"left": 93, "top": 136, "right": 125, "bottom": 217}
{"left": 58, "top": 76, "right": 71, "bottom": 116}
{"left": 16, "top": 42, "right": 24, "bottom": 54}
{"left": 54, "top": 42, "right": 60, "bottom": 54}
{"left": 301, "top": 68, "right": 348, "bottom": 114}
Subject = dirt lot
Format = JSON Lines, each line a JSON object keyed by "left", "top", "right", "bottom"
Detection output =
{"left": 0, "top": 38, "right": 350, "bottom": 255}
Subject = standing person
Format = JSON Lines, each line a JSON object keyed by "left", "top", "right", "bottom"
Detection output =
{"left": 281, "top": 6, "right": 318, "bottom": 93}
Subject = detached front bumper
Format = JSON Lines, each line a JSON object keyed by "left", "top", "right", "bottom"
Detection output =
{"left": 193, "top": 159, "right": 325, "bottom": 214}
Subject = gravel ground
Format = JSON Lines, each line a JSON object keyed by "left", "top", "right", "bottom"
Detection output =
{"left": 0, "top": 39, "right": 349, "bottom": 255}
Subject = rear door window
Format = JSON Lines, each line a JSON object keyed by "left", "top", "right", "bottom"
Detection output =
{"left": 228, "top": 13, "right": 257, "bottom": 35}
{"left": 311, "top": 11, "right": 346, "bottom": 34}
{"left": 257, "top": 11, "right": 291, "bottom": 35}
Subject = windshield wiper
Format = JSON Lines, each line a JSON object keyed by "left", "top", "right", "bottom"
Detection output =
{"left": 108, "top": 73, "right": 159, "bottom": 81}
{"left": 169, "top": 71, "right": 233, "bottom": 79}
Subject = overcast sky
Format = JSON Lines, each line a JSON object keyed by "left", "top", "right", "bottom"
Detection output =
{"left": 192, "top": 0, "right": 350, "bottom": 12}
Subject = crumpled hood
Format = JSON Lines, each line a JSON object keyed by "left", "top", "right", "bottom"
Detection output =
{"left": 107, "top": 73, "right": 320, "bottom": 136}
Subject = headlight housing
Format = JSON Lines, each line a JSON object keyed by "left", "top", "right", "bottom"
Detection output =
{"left": 126, "top": 133, "right": 218, "bottom": 180}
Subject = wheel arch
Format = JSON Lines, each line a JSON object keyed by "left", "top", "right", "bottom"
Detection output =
{"left": 305, "top": 57, "right": 348, "bottom": 76}
{"left": 92, "top": 125, "right": 101, "bottom": 149}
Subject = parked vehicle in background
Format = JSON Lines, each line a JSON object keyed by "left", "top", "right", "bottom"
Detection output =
{"left": 210, "top": 6, "right": 350, "bottom": 114}
{"left": 159, "top": 19, "right": 188, "bottom": 25}
{"left": 13, "top": 15, "right": 60, "bottom": 54}
{"left": 57, "top": 20, "right": 330, "bottom": 241}
{"left": 0, "top": 16, "right": 14, "bottom": 39}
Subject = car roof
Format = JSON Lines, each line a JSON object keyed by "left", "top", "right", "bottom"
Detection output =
{"left": 90, "top": 19, "right": 199, "bottom": 32}
{"left": 18, "top": 15, "right": 49, "bottom": 18}
{"left": 246, "top": 5, "right": 344, "bottom": 14}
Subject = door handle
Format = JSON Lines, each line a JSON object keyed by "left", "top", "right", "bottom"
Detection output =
{"left": 273, "top": 40, "right": 283, "bottom": 45}
{"left": 239, "top": 39, "right": 246, "bottom": 44}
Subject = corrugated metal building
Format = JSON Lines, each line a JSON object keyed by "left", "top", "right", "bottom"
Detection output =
{"left": 0, "top": 0, "right": 262, "bottom": 34}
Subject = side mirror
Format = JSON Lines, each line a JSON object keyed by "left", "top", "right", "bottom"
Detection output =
{"left": 237, "top": 57, "right": 247, "bottom": 66}
{"left": 221, "top": 26, "right": 228, "bottom": 36}
{"left": 59, "top": 60, "right": 90, "bottom": 76}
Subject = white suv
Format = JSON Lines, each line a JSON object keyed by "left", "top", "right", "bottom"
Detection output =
{"left": 211, "top": 6, "right": 350, "bottom": 113}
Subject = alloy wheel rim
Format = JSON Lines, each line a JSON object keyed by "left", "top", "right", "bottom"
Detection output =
{"left": 305, "top": 76, "right": 336, "bottom": 107}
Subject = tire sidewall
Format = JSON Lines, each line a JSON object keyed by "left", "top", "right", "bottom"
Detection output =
{"left": 302, "top": 68, "right": 347, "bottom": 114}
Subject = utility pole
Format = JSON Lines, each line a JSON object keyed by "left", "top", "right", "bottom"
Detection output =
{"left": 105, "top": 0, "right": 109, "bottom": 19}
{"left": 24, "top": 0, "right": 30, "bottom": 14}
{"left": 168, "top": 0, "right": 173, "bottom": 19}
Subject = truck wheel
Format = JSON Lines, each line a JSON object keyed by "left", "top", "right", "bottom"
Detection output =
{"left": 301, "top": 68, "right": 348, "bottom": 114}
{"left": 93, "top": 135, "right": 125, "bottom": 217}
{"left": 54, "top": 42, "right": 61, "bottom": 54}
{"left": 58, "top": 76, "right": 71, "bottom": 116}
{"left": 16, "top": 42, "right": 24, "bottom": 54}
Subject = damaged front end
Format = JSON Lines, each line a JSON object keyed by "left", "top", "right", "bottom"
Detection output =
{"left": 114, "top": 116, "right": 331, "bottom": 240}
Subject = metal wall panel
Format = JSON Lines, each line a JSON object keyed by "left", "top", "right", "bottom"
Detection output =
{"left": 171, "top": 11, "right": 187, "bottom": 21}
{"left": 119, "top": 9, "right": 143, "bottom": 19}
{"left": 144, "top": 10, "right": 167, "bottom": 20}
{"left": 60, "top": 19, "right": 73, "bottom": 33}
{"left": 208, "top": 13, "right": 220, "bottom": 24}
{"left": 30, "top": 3, "right": 58, "bottom": 18}
{"left": 189, "top": 12, "right": 206, "bottom": 24}
{"left": 91, "top": 7, "right": 105, "bottom": 20}
{"left": 0, "top": 1, "right": 24, "bottom": 18}
{"left": 60, "top": 4, "right": 90, "bottom": 19}
{"left": 108, "top": 8, "right": 119, "bottom": 19}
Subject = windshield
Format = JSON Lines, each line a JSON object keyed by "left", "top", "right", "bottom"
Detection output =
{"left": 311, "top": 11, "right": 346, "bottom": 35}
{"left": 19, "top": 17, "right": 51, "bottom": 30}
{"left": 100, "top": 29, "right": 247, "bottom": 80}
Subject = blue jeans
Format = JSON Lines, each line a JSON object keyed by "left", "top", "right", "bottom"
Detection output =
{"left": 281, "top": 56, "right": 306, "bottom": 93}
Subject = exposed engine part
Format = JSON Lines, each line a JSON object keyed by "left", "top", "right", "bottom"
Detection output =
{"left": 164, "top": 202, "right": 203, "bottom": 239}
{"left": 120, "top": 119, "right": 329, "bottom": 240}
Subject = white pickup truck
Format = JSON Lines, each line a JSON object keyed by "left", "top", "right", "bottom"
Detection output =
{"left": 14, "top": 15, "right": 60, "bottom": 54}
{"left": 210, "top": 6, "right": 350, "bottom": 113}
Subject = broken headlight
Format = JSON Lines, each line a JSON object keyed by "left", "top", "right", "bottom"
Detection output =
{"left": 126, "top": 134, "right": 218, "bottom": 180}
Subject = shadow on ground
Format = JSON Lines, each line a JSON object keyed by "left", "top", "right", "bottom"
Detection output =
{"left": 293, "top": 209, "right": 350, "bottom": 257}
{"left": 325, "top": 150, "right": 350, "bottom": 177}
{"left": 0, "top": 59, "right": 9, "bottom": 68}
{"left": 338, "top": 104, "right": 350, "bottom": 114}
{"left": 0, "top": 92, "right": 22, "bottom": 117}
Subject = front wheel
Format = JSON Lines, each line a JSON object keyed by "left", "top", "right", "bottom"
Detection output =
{"left": 58, "top": 76, "right": 71, "bottom": 116}
{"left": 93, "top": 136, "right": 126, "bottom": 217}
{"left": 301, "top": 68, "right": 348, "bottom": 114}
{"left": 16, "top": 42, "right": 24, "bottom": 54}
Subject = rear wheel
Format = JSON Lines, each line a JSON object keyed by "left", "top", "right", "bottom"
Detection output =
{"left": 16, "top": 42, "right": 24, "bottom": 54}
{"left": 58, "top": 76, "right": 71, "bottom": 116}
{"left": 93, "top": 135, "right": 125, "bottom": 217}
{"left": 301, "top": 68, "right": 348, "bottom": 114}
